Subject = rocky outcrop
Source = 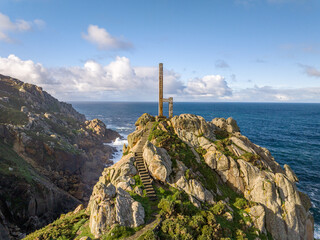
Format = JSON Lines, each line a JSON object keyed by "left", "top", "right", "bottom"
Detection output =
{"left": 87, "top": 149, "right": 145, "bottom": 238}
{"left": 0, "top": 75, "right": 120, "bottom": 238}
{"left": 170, "top": 114, "right": 216, "bottom": 147}
{"left": 167, "top": 114, "right": 313, "bottom": 239}
{"left": 212, "top": 117, "right": 240, "bottom": 133}
{"left": 24, "top": 113, "right": 315, "bottom": 240}
{"left": 143, "top": 141, "right": 172, "bottom": 182}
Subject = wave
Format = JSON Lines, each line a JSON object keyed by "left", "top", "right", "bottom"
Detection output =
{"left": 105, "top": 136, "right": 128, "bottom": 164}
{"left": 315, "top": 224, "right": 320, "bottom": 239}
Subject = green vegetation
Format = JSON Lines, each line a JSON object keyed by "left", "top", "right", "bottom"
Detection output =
{"left": 24, "top": 210, "right": 89, "bottom": 240}
{"left": 146, "top": 121, "right": 272, "bottom": 240}
{"left": 102, "top": 225, "right": 136, "bottom": 240}
{"left": 154, "top": 185, "right": 265, "bottom": 240}
{"left": 0, "top": 106, "right": 28, "bottom": 125}
{"left": 136, "top": 229, "right": 158, "bottom": 240}
{"left": 0, "top": 140, "right": 37, "bottom": 183}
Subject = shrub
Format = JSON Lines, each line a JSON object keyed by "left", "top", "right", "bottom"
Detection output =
{"left": 234, "top": 198, "right": 248, "bottom": 209}
{"left": 158, "top": 198, "right": 175, "bottom": 217}
{"left": 211, "top": 201, "right": 226, "bottom": 215}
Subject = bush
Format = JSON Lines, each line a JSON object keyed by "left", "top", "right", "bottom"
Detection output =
{"left": 211, "top": 201, "right": 226, "bottom": 215}
{"left": 102, "top": 225, "right": 135, "bottom": 240}
{"left": 158, "top": 198, "right": 175, "bottom": 217}
{"left": 234, "top": 198, "right": 248, "bottom": 209}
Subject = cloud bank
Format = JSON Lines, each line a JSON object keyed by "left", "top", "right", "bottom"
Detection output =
{"left": 0, "top": 12, "right": 45, "bottom": 42}
{"left": 0, "top": 54, "right": 319, "bottom": 102}
{"left": 82, "top": 25, "right": 133, "bottom": 50}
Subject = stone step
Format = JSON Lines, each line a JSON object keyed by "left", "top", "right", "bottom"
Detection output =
{"left": 146, "top": 189, "right": 156, "bottom": 194}
{"left": 136, "top": 165, "right": 146, "bottom": 169}
{"left": 139, "top": 172, "right": 148, "bottom": 176}
{"left": 140, "top": 175, "right": 151, "bottom": 182}
{"left": 140, "top": 175, "right": 150, "bottom": 179}
{"left": 141, "top": 176, "right": 150, "bottom": 180}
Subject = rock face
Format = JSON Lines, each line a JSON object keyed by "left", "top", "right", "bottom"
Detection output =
{"left": 0, "top": 75, "right": 120, "bottom": 238}
{"left": 87, "top": 150, "right": 145, "bottom": 238}
{"left": 143, "top": 141, "right": 172, "bottom": 182}
{"left": 24, "top": 113, "right": 315, "bottom": 240}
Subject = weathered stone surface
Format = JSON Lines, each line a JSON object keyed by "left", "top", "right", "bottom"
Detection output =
{"left": 170, "top": 160, "right": 214, "bottom": 205}
{"left": 284, "top": 164, "right": 299, "bottom": 183}
{"left": 212, "top": 117, "right": 240, "bottom": 133}
{"left": 127, "top": 129, "right": 144, "bottom": 148}
{"left": 226, "top": 117, "right": 240, "bottom": 133}
{"left": 116, "top": 181, "right": 133, "bottom": 191}
{"left": 103, "top": 153, "right": 137, "bottom": 185}
{"left": 88, "top": 183, "right": 145, "bottom": 238}
{"left": 143, "top": 141, "right": 172, "bottom": 182}
{"left": 116, "top": 188, "right": 145, "bottom": 228}
{"left": 249, "top": 205, "right": 266, "bottom": 234}
{"left": 135, "top": 113, "right": 155, "bottom": 127}
{"left": 170, "top": 114, "right": 216, "bottom": 147}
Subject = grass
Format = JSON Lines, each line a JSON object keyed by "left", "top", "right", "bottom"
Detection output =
{"left": 102, "top": 225, "right": 136, "bottom": 240}
{"left": 24, "top": 210, "right": 89, "bottom": 240}
{"left": 0, "top": 140, "right": 37, "bottom": 184}
{"left": 0, "top": 106, "right": 28, "bottom": 125}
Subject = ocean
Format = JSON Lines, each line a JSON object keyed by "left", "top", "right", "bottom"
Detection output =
{"left": 71, "top": 102, "right": 320, "bottom": 238}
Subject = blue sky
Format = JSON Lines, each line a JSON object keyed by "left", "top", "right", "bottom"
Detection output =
{"left": 0, "top": 0, "right": 320, "bottom": 102}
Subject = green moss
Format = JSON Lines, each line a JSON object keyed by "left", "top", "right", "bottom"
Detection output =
{"left": 24, "top": 210, "right": 89, "bottom": 240}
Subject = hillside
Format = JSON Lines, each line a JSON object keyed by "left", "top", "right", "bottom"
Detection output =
{"left": 25, "top": 113, "right": 314, "bottom": 240}
{"left": 0, "top": 75, "right": 120, "bottom": 239}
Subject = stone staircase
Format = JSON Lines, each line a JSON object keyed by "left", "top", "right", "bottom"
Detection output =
{"left": 134, "top": 122, "right": 157, "bottom": 201}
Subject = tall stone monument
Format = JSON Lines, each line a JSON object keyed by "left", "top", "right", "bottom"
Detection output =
{"left": 158, "top": 63, "right": 173, "bottom": 118}
{"left": 159, "top": 63, "right": 164, "bottom": 117}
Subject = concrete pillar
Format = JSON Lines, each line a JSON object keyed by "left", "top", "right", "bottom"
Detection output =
{"left": 169, "top": 97, "right": 173, "bottom": 118}
{"left": 159, "top": 63, "right": 163, "bottom": 117}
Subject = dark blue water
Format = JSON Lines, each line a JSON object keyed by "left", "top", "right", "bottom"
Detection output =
{"left": 71, "top": 102, "right": 320, "bottom": 237}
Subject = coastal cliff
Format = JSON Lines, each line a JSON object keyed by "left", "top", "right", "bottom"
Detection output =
{"left": 0, "top": 75, "right": 120, "bottom": 239}
{"left": 25, "top": 113, "right": 314, "bottom": 240}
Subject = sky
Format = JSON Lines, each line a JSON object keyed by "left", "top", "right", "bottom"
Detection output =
{"left": 0, "top": 0, "right": 320, "bottom": 102}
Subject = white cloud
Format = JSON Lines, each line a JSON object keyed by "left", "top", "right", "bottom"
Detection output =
{"left": 82, "top": 25, "right": 132, "bottom": 50}
{"left": 0, "top": 54, "right": 52, "bottom": 84}
{"left": 182, "top": 75, "right": 232, "bottom": 99}
{"left": 0, "top": 12, "right": 45, "bottom": 42}
{"left": 2, "top": 54, "right": 319, "bottom": 102}
{"left": 0, "top": 55, "right": 185, "bottom": 100}
{"left": 231, "top": 85, "right": 320, "bottom": 102}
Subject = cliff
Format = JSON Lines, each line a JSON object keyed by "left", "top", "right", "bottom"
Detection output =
{"left": 0, "top": 75, "right": 120, "bottom": 239}
{"left": 25, "top": 113, "right": 314, "bottom": 240}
